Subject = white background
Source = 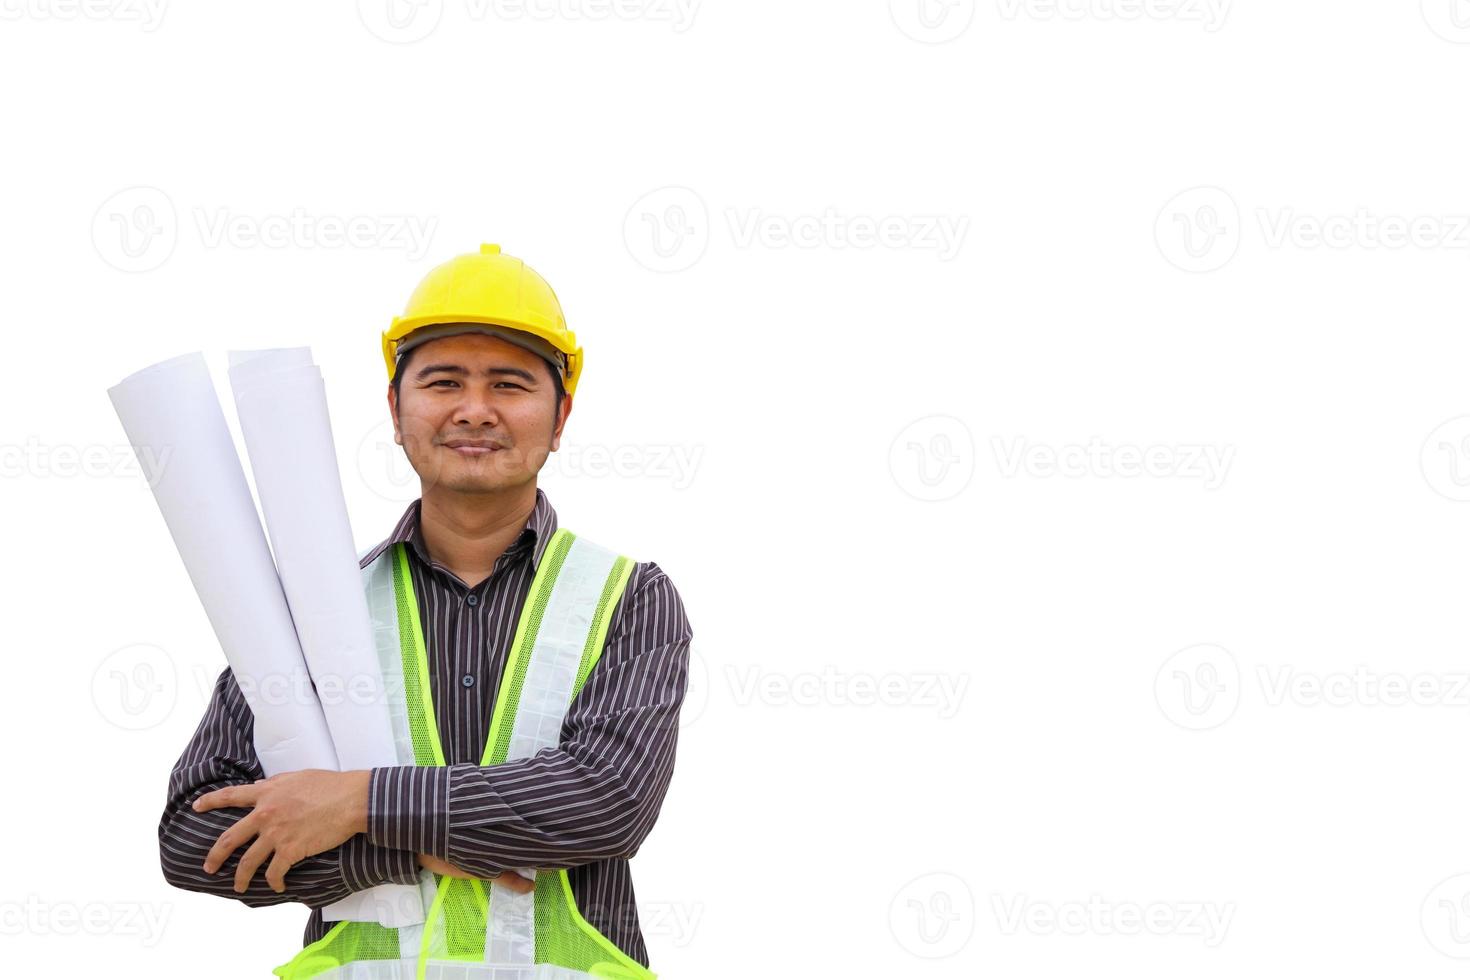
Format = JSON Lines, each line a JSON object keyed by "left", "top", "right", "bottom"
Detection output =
{"left": 4, "top": 1, "right": 1470, "bottom": 977}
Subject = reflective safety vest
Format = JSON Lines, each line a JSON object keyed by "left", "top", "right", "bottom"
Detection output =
{"left": 274, "top": 528, "right": 655, "bottom": 980}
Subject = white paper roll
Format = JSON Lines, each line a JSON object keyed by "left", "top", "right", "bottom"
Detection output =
{"left": 107, "top": 352, "right": 338, "bottom": 776}
{"left": 227, "top": 347, "right": 402, "bottom": 768}
{"left": 228, "top": 348, "right": 424, "bottom": 927}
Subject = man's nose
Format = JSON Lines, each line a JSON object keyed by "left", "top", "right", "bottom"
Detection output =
{"left": 452, "top": 387, "right": 500, "bottom": 426}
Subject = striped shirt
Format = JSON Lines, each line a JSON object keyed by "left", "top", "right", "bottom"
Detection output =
{"left": 157, "top": 487, "right": 692, "bottom": 967}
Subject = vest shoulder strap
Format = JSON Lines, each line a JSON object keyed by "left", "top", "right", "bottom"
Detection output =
{"left": 482, "top": 527, "right": 636, "bottom": 766}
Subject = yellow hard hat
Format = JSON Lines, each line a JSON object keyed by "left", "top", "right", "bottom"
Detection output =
{"left": 382, "top": 244, "right": 583, "bottom": 398}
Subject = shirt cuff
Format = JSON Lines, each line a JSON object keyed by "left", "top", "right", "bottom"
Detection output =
{"left": 338, "top": 833, "right": 421, "bottom": 894}
{"left": 368, "top": 765, "right": 449, "bottom": 856}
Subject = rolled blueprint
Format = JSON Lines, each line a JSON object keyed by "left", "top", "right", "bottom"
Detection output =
{"left": 107, "top": 352, "right": 338, "bottom": 776}
{"left": 228, "top": 348, "right": 424, "bottom": 928}
{"left": 226, "top": 347, "right": 404, "bottom": 770}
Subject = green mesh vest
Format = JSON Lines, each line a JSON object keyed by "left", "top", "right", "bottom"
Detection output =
{"left": 273, "top": 528, "right": 654, "bottom": 980}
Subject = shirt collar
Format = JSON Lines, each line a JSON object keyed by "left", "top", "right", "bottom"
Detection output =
{"left": 359, "top": 487, "right": 559, "bottom": 574}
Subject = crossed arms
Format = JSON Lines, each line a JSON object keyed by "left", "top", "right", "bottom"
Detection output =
{"left": 157, "top": 564, "right": 691, "bottom": 908}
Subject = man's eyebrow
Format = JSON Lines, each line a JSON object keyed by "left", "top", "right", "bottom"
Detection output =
{"left": 414, "top": 364, "right": 538, "bottom": 383}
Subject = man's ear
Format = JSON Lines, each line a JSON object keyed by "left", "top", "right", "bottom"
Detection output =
{"left": 387, "top": 385, "right": 402, "bottom": 445}
{"left": 550, "top": 394, "right": 572, "bottom": 453}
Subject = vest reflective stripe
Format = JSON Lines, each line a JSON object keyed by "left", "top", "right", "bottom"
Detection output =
{"left": 301, "top": 962, "right": 606, "bottom": 978}
{"left": 273, "top": 528, "right": 651, "bottom": 980}
{"left": 485, "top": 531, "right": 635, "bottom": 968}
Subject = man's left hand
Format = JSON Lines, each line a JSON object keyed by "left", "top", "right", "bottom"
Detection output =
{"left": 193, "top": 769, "right": 371, "bottom": 894}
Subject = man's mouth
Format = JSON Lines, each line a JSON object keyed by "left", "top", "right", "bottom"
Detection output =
{"left": 441, "top": 440, "right": 505, "bottom": 456}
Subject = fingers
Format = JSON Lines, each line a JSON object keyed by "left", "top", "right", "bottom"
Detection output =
{"left": 193, "top": 781, "right": 261, "bottom": 814}
{"left": 235, "top": 835, "right": 275, "bottom": 893}
{"left": 202, "top": 811, "right": 258, "bottom": 874}
{"left": 416, "top": 853, "right": 454, "bottom": 877}
{"left": 265, "top": 847, "right": 299, "bottom": 893}
{"left": 495, "top": 871, "right": 536, "bottom": 895}
{"left": 424, "top": 855, "right": 476, "bottom": 881}
{"left": 417, "top": 851, "right": 536, "bottom": 892}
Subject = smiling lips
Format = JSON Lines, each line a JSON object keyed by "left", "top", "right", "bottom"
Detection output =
{"left": 442, "top": 439, "right": 506, "bottom": 456}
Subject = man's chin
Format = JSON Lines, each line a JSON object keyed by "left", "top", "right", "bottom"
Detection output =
{"left": 436, "top": 471, "right": 505, "bottom": 490}
{"left": 425, "top": 467, "right": 524, "bottom": 495}
{"left": 406, "top": 449, "right": 531, "bottom": 493}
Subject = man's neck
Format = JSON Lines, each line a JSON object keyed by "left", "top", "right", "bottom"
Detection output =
{"left": 417, "top": 484, "right": 538, "bottom": 590}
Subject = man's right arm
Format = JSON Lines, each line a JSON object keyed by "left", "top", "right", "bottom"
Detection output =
{"left": 158, "top": 666, "right": 421, "bottom": 908}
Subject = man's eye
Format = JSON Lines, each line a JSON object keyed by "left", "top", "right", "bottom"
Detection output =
{"left": 496, "top": 382, "right": 525, "bottom": 390}
{"left": 429, "top": 379, "right": 457, "bottom": 387}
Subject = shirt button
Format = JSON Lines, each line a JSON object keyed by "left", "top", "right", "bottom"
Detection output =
{"left": 461, "top": 674, "right": 475, "bottom": 688}
{"left": 466, "top": 594, "right": 479, "bottom": 607}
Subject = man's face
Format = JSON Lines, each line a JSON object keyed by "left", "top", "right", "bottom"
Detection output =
{"left": 388, "top": 332, "right": 570, "bottom": 496}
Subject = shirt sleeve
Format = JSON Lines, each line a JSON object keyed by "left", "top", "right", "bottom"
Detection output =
{"left": 158, "top": 665, "right": 422, "bottom": 908}
{"left": 366, "top": 560, "right": 692, "bottom": 878}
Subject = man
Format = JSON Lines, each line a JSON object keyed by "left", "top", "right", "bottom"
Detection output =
{"left": 157, "top": 244, "right": 692, "bottom": 978}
